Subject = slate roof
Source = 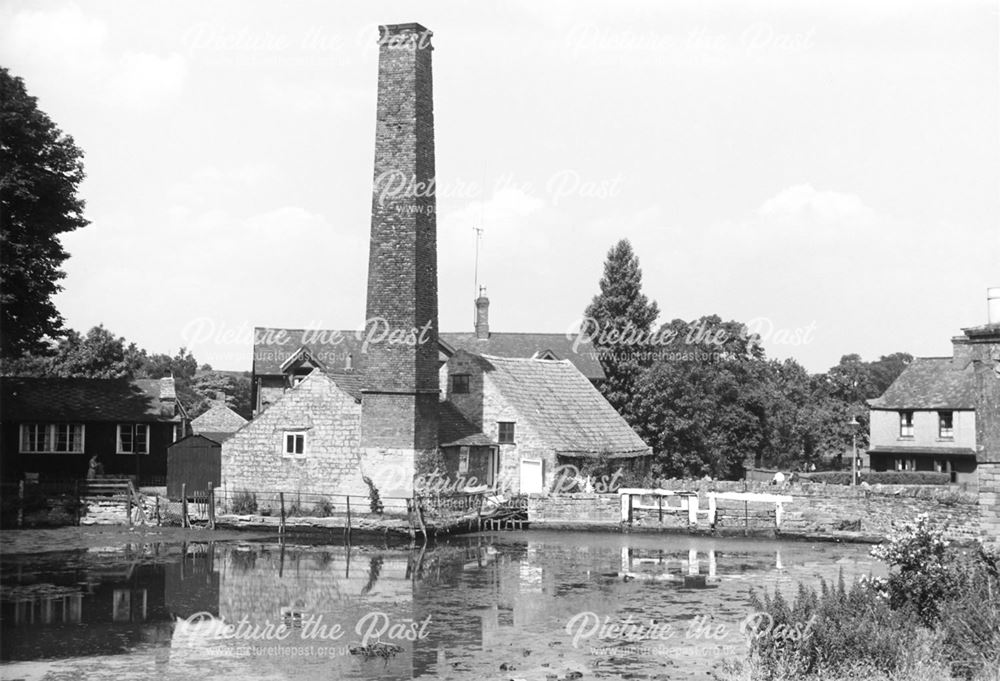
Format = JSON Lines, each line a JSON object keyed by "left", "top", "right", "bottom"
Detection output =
{"left": 0, "top": 377, "right": 184, "bottom": 422}
{"left": 440, "top": 332, "right": 605, "bottom": 381}
{"left": 252, "top": 327, "right": 606, "bottom": 381}
{"left": 438, "top": 400, "right": 494, "bottom": 447}
{"left": 475, "top": 353, "right": 650, "bottom": 458}
{"left": 867, "top": 358, "right": 977, "bottom": 410}
{"left": 324, "top": 371, "right": 366, "bottom": 402}
{"left": 191, "top": 404, "right": 247, "bottom": 434}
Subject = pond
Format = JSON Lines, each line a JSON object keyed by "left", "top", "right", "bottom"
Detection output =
{"left": 0, "top": 531, "right": 884, "bottom": 680}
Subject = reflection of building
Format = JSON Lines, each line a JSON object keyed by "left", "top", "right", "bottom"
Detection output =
{"left": 0, "top": 549, "right": 175, "bottom": 661}
{"left": 214, "top": 544, "right": 415, "bottom": 679}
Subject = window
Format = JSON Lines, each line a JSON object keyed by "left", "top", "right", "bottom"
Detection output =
{"left": 898, "top": 411, "right": 914, "bottom": 438}
{"left": 117, "top": 424, "right": 149, "bottom": 454}
{"left": 895, "top": 457, "right": 916, "bottom": 471}
{"left": 19, "top": 424, "right": 85, "bottom": 453}
{"left": 938, "top": 411, "right": 954, "bottom": 439}
{"left": 498, "top": 422, "right": 515, "bottom": 444}
{"left": 284, "top": 431, "right": 306, "bottom": 457}
{"left": 458, "top": 446, "right": 470, "bottom": 474}
{"left": 452, "top": 374, "right": 470, "bottom": 394}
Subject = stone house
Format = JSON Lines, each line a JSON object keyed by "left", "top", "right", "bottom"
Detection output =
{"left": 0, "top": 376, "right": 188, "bottom": 484}
{"left": 442, "top": 351, "right": 651, "bottom": 494}
{"left": 220, "top": 370, "right": 418, "bottom": 507}
{"left": 867, "top": 291, "right": 1000, "bottom": 492}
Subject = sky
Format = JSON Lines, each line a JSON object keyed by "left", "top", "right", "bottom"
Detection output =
{"left": 1, "top": 0, "right": 998, "bottom": 373}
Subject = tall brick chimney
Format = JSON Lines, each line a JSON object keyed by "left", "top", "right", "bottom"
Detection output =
{"left": 360, "top": 23, "right": 440, "bottom": 492}
{"left": 475, "top": 288, "right": 490, "bottom": 340}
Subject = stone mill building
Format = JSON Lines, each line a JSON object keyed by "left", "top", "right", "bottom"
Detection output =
{"left": 219, "top": 23, "right": 652, "bottom": 507}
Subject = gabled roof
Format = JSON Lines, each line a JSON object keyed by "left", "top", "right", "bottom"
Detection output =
{"left": 324, "top": 371, "right": 366, "bottom": 402}
{"left": 191, "top": 404, "right": 248, "bottom": 434}
{"left": 440, "top": 333, "right": 605, "bottom": 381}
{"left": 438, "top": 400, "right": 494, "bottom": 447}
{"left": 867, "top": 357, "right": 977, "bottom": 410}
{"left": 252, "top": 327, "right": 606, "bottom": 381}
{"left": 472, "top": 353, "right": 650, "bottom": 458}
{"left": 0, "top": 377, "right": 185, "bottom": 422}
{"left": 169, "top": 433, "right": 222, "bottom": 448}
{"left": 279, "top": 345, "right": 327, "bottom": 373}
{"left": 253, "top": 328, "right": 365, "bottom": 376}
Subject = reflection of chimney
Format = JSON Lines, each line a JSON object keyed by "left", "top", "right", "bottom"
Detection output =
{"left": 345, "top": 353, "right": 353, "bottom": 372}
{"left": 475, "top": 288, "right": 490, "bottom": 340}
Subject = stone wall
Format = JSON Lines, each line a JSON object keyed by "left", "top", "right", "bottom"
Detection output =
{"left": 527, "top": 481, "right": 984, "bottom": 542}
{"left": 222, "top": 372, "right": 384, "bottom": 505}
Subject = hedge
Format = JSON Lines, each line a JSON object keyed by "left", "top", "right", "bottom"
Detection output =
{"left": 797, "top": 471, "right": 951, "bottom": 485}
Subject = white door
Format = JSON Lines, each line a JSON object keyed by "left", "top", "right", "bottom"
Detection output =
{"left": 520, "top": 459, "right": 544, "bottom": 494}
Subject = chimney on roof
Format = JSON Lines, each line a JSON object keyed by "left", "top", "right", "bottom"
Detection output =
{"left": 475, "top": 287, "right": 489, "bottom": 340}
{"left": 159, "top": 377, "right": 177, "bottom": 417}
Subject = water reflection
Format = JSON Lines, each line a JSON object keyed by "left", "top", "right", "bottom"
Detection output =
{"left": 1, "top": 533, "right": 882, "bottom": 680}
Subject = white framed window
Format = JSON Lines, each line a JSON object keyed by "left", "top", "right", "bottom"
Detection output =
{"left": 938, "top": 411, "right": 954, "bottom": 439}
{"left": 458, "top": 446, "right": 470, "bottom": 474}
{"left": 117, "top": 424, "right": 149, "bottom": 454}
{"left": 19, "top": 424, "right": 85, "bottom": 453}
{"left": 898, "top": 411, "right": 914, "bottom": 438}
{"left": 283, "top": 431, "right": 307, "bottom": 457}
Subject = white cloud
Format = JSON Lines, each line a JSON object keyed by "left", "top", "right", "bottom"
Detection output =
{"left": 106, "top": 52, "right": 187, "bottom": 110}
{"left": 3, "top": 3, "right": 107, "bottom": 61}
{"left": 0, "top": 2, "right": 187, "bottom": 111}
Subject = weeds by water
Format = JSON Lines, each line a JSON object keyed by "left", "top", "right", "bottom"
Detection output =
{"left": 723, "top": 515, "right": 1000, "bottom": 681}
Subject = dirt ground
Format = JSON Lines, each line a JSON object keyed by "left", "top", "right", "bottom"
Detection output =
{"left": 0, "top": 525, "right": 278, "bottom": 555}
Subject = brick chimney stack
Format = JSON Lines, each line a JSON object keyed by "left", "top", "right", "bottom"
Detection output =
{"left": 360, "top": 23, "right": 439, "bottom": 489}
{"left": 475, "top": 288, "right": 490, "bottom": 340}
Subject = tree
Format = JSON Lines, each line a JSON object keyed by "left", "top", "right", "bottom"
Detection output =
{"left": 632, "top": 316, "right": 768, "bottom": 479}
{"left": 583, "top": 240, "right": 660, "bottom": 420}
{"left": 0, "top": 69, "right": 88, "bottom": 357}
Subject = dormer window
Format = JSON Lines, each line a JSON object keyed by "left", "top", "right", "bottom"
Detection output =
{"left": 938, "top": 411, "right": 953, "bottom": 439}
{"left": 898, "top": 411, "right": 914, "bottom": 438}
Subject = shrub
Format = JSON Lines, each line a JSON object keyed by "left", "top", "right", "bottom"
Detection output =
{"left": 797, "top": 471, "right": 950, "bottom": 486}
{"left": 311, "top": 498, "right": 334, "bottom": 517}
{"left": 870, "top": 513, "right": 957, "bottom": 626}
{"left": 230, "top": 490, "right": 257, "bottom": 515}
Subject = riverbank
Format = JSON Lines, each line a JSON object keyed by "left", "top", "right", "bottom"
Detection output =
{"left": 0, "top": 525, "right": 278, "bottom": 555}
